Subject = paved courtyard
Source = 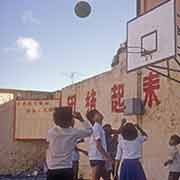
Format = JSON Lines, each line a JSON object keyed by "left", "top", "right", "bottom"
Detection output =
{"left": 0, "top": 175, "right": 46, "bottom": 180}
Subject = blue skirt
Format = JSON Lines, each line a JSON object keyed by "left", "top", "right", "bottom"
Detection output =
{"left": 120, "top": 159, "right": 147, "bottom": 180}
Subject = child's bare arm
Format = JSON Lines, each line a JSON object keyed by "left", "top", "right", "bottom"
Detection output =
{"left": 96, "top": 139, "right": 112, "bottom": 162}
{"left": 135, "top": 124, "right": 148, "bottom": 137}
{"left": 164, "top": 150, "right": 178, "bottom": 166}
{"left": 110, "top": 129, "right": 121, "bottom": 135}
{"left": 164, "top": 160, "right": 173, "bottom": 167}
{"left": 76, "top": 147, "right": 88, "bottom": 156}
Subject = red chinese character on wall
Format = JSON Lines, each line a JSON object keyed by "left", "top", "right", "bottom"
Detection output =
{"left": 67, "top": 95, "right": 76, "bottom": 112}
{"left": 111, "top": 84, "right": 124, "bottom": 113}
{"left": 85, "top": 89, "right": 96, "bottom": 112}
{"left": 143, "top": 71, "right": 160, "bottom": 108}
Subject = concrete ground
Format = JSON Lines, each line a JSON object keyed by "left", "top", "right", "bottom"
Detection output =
{"left": 0, "top": 175, "right": 46, "bottom": 180}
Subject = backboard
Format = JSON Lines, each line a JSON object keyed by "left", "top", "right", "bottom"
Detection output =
{"left": 127, "top": 0, "right": 176, "bottom": 72}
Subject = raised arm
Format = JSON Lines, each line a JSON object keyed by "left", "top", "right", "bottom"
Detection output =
{"left": 135, "top": 124, "right": 148, "bottom": 137}
{"left": 164, "top": 159, "right": 173, "bottom": 167}
{"left": 76, "top": 147, "right": 88, "bottom": 156}
{"left": 164, "top": 146, "right": 178, "bottom": 167}
{"left": 73, "top": 112, "right": 93, "bottom": 139}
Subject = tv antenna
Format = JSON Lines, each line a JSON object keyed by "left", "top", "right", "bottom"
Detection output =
{"left": 61, "top": 72, "right": 85, "bottom": 84}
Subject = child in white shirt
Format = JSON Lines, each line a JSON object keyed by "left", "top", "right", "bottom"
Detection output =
{"left": 72, "top": 139, "right": 88, "bottom": 180}
{"left": 86, "top": 109, "right": 112, "bottom": 180}
{"left": 46, "top": 107, "right": 93, "bottom": 180}
{"left": 164, "top": 134, "right": 180, "bottom": 180}
{"left": 115, "top": 123, "right": 148, "bottom": 180}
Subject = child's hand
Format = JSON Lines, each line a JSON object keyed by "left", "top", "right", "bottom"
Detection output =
{"left": 121, "top": 119, "right": 127, "bottom": 126}
{"left": 134, "top": 123, "right": 140, "bottom": 129}
{"left": 73, "top": 112, "right": 84, "bottom": 121}
{"left": 164, "top": 161, "right": 169, "bottom": 167}
{"left": 164, "top": 160, "right": 173, "bottom": 167}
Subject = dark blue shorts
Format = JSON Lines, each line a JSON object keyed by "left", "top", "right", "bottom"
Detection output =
{"left": 89, "top": 160, "right": 105, "bottom": 167}
{"left": 47, "top": 168, "right": 73, "bottom": 180}
{"left": 168, "top": 172, "right": 180, "bottom": 180}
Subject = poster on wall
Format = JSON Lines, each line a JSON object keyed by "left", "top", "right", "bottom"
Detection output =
{"left": 14, "top": 99, "right": 60, "bottom": 140}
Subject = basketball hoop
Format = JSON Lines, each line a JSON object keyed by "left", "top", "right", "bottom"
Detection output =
{"left": 127, "top": 46, "right": 153, "bottom": 61}
{"left": 126, "top": 0, "right": 180, "bottom": 84}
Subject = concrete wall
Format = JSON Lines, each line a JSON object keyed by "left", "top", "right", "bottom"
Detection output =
{"left": 142, "top": 73, "right": 180, "bottom": 180}
{"left": 0, "top": 101, "right": 47, "bottom": 174}
{"left": 0, "top": 90, "right": 54, "bottom": 174}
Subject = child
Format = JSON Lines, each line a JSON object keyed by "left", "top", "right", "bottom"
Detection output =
{"left": 72, "top": 144, "right": 81, "bottom": 180}
{"left": 164, "top": 134, "right": 180, "bottom": 180}
{"left": 115, "top": 123, "right": 148, "bottom": 180}
{"left": 72, "top": 139, "right": 88, "bottom": 180}
{"left": 86, "top": 109, "right": 112, "bottom": 180}
{"left": 103, "top": 124, "right": 113, "bottom": 179}
{"left": 46, "top": 107, "right": 93, "bottom": 180}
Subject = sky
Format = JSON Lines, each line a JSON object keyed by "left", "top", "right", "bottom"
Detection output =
{"left": 0, "top": 0, "right": 136, "bottom": 92}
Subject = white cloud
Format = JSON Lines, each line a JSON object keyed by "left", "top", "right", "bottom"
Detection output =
{"left": 22, "top": 10, "right": 40, "bottom": 25}
{"left": 16, "top": 37, "right": 41, "bottom": 61}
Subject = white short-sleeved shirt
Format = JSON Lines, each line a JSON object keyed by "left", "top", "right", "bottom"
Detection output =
{"left": 168, "top": 146, "right": 180, "bottom": 172}
{"left": 115, "top": 135, "right": 146, "bottom": 176}
{"left": 115, "top": 135, "right": 146, "bottom": 161}
{"left": 88, "top": 122, "right": 107, "bottom": 160}
{"left": 72, "top": 149, "right": 80, "bottom": 162}
{"left": 46, "top": 120, "right": 92, "bottom": 170}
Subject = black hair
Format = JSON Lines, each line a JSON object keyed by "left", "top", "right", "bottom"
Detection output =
{"left": 53, "top": 107, "right": 73, "bottom": 128}
{"left": 86, "top": 109, "right": 99, "bottom": 121}
{"left": 103, "top": 124, "right": 112, "bottom": 135}
{"left": 170, "top": 134, "right": 180, "bottom": 145}
{"left": 103, "top": 124, "right": 111, "bottom": 129}
{"left": 121, "top": 123, "right": 138, "bottom": 141}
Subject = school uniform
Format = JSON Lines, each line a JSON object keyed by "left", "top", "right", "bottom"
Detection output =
{"left": 88, "top": 122, "right": 109, "bottom": 180}
{"left": 104, "top": 132, "right": 113, "bottom": 172}
{"left": 72, "top": 149, "right": 80, "bottom": 180}
{"left": 88, "top": 122, "right": 107, "bottom": 164}
{"left": 168, "top": 146, "right": 180, "bottom": 180}
{"left": 72, "top": 149, "right": 80, "bottom": 162}
{"left": 115, "top": 135, "right": 147, "bottom": 180}
{"left": 46, "top": 120, "right": 92, "bottom": 180}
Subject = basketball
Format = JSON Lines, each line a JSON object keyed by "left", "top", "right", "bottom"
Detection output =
{"left": 74, "top": 1, "right": 91, "bottom": 18}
